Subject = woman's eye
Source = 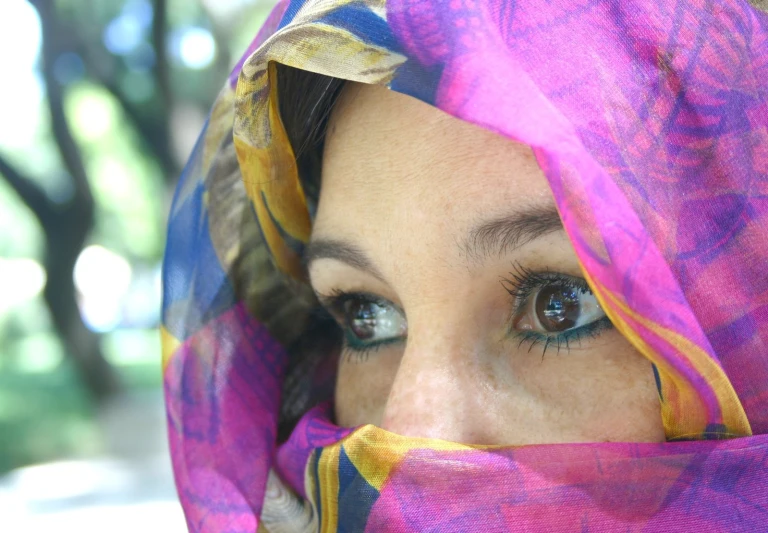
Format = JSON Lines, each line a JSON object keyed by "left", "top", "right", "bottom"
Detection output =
{"left": 513, "top": 281, "right": 606, "bottom": 335}
{"left": 341, "top": 296, "right": 406, "bottom": 348}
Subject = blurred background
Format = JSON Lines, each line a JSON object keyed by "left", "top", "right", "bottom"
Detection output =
{"left": 0, "top": 0, "right": 278, "bottom": 530}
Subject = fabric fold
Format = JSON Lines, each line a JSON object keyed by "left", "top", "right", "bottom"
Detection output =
{"left": 162, "top": 0, "right": 768, "bottom": 530}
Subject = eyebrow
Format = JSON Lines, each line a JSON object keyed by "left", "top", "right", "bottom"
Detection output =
{"left": 461, "top": 204, "right": 563, "bottom": 265}
{"left": 304, "top": 204, "right": 563, "bottom": 276}
{"left": 303, "top": 238, "right": 387, "bottom": 282}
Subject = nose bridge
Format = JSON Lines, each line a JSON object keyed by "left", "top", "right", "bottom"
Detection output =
{"left": 380, "top": 319, "right": 486, "bottom": 443}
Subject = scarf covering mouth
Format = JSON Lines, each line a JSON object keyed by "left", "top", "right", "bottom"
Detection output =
{"left": 161, "top": 0, "right": 768, "bottom": 530}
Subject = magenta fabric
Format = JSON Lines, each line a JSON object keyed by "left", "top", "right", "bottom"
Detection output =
{"left": 162, "top": 0, "right": 768, "bottom": 530}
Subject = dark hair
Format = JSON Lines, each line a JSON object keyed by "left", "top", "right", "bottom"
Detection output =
{"left": 275, "top": 64, "right": 346, "bottom": 212}
{"left": 274, "top": 64, "right": 346, "bottom": 440}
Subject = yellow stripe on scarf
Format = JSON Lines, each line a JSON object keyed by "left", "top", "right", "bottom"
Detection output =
{"left": 585, "top": 272, "right": 751, "bottom": 439}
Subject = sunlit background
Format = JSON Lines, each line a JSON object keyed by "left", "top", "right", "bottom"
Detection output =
{"left": 0, "top": 1, "right": 278, "bottom": 530}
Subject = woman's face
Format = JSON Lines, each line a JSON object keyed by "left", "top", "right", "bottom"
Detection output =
{"left": 307, "top": 83, "right": 664, "bottom": 445}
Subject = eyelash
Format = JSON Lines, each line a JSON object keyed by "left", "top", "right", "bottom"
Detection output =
{"left": 316, "top": 264, "right": 613, "bottom": 361}
{"left": 500, "top": 263, "right": 613, "bottom": 357}
{"left": 314, "top": 289, "right": 397, "bottom": 362}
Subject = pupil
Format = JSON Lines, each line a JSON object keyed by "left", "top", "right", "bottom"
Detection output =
{"left": 346, "top": 300, "right": 379, "bottom": 340}
{"left": 535, "top": 285, "right": 581, "bottom": 332}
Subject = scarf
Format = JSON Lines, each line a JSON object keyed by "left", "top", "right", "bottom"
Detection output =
{"left": 161, "top": 0, "right": 768, "bottom": 530}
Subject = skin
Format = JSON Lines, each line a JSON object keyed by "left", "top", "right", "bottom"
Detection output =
{"left": 306, "top": 83, "right": 665, "bottom": 445}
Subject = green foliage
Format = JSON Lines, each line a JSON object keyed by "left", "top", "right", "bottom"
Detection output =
{"left": 0, "top": 345, "right": 161, "bottom": 474}
{"left": 0, "top": 0, "right": 280, "bottom": 474}
{"left": 168, "top": 0, "right": 207, "bottom": 28}
{"left": 65, "top": 82, "right": 165, "bottom": 260}
{"left": 229, "top": 3, "right": 280, "bottom": 58}
{"left": 0, "top": 179, "right": 43, "bottom": 259}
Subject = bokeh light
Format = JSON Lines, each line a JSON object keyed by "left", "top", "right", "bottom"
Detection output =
{"left": 172, "top": 27, "right": 216, "bottom": 70}
{"left": 74, "top": 245, "right": 133, "bottom": 332}
{"left": 0, "top": 258, "right": 46, "bottom": 315}
{"left": 0, "top": 0, "right": 43, "bottom": 149}
{"left": 103, "top": 14, "right": 145, "bottom": 56}
{"left": 66, "top": 86, "right": 119, "bottom": 143}
{"left": 53, "top": 53, "right": 86, "bottom": 86}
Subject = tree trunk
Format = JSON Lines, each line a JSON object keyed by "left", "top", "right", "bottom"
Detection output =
{"left": 44, "top": 219, "right": 121, "bottom": 401}
{"left": 15, "top": 0, "right": 123, "bottom": 403}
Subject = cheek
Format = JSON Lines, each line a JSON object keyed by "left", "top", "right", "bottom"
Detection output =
{"left": 510, "top": 335, "right": 664, "bottom": 442}
{"left": 333, "top": 334, "right": 664, "bottom": 443}
{"left": 334, "top": 348, "right": 402, "bottom": 427}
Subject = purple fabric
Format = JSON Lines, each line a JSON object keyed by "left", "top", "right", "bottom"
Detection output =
{"left": 162, "top": 0, "right": 768, "bottom": 530}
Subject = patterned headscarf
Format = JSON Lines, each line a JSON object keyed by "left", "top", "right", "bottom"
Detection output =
{"left": 162, "top": 0, "right": 768, "bottom": 530}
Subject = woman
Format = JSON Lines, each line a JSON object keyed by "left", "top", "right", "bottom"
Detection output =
{"left": 162, "top": 0, "right": 768, "bottom": 531}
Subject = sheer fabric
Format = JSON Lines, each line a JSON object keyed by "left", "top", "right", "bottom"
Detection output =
{"left": 162, "top": 1, "right": 768, "bottom": 530}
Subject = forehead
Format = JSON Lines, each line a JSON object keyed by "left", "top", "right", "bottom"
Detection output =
{"left": 315, "top": 82, "right": 553, "bottom": 240}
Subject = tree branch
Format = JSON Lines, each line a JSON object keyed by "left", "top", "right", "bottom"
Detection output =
{"left": 0, "top": 153, "right": 54, "bottom": 225}
{"left": 100, "top": 75, "right": 177, "bottom": 176}
{"left": 152, "top": 0, "right": 172, "bottom": 112}
{"left": 25, "top": 0, "right": 120, "bottom": 402}
{"left": 30, "top": 0, "right": 94, "bottom": 216}
{"left": 60, "top": 5, "right": 177, "bottom": 180}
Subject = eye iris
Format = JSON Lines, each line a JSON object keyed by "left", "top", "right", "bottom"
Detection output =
{"left": 345, "top": 300, "right": 379, "bottom": 340}
{"left": 535, "top": 285, "right": 581, "bottom": 332}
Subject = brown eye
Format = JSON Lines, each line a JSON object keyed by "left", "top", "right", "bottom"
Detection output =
{"left": 506, "top": 270, "right": 608, "bottom": 341}
{"left": 534, "top": 285, "right": 582, "bottom": 332}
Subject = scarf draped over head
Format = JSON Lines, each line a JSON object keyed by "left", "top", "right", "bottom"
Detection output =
{"left": 162, "top": 0, "right": 768, "bottom": 530}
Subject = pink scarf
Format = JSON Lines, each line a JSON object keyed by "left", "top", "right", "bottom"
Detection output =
{"left": 162, "top": 0, "right": 768, "bottom": 530}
